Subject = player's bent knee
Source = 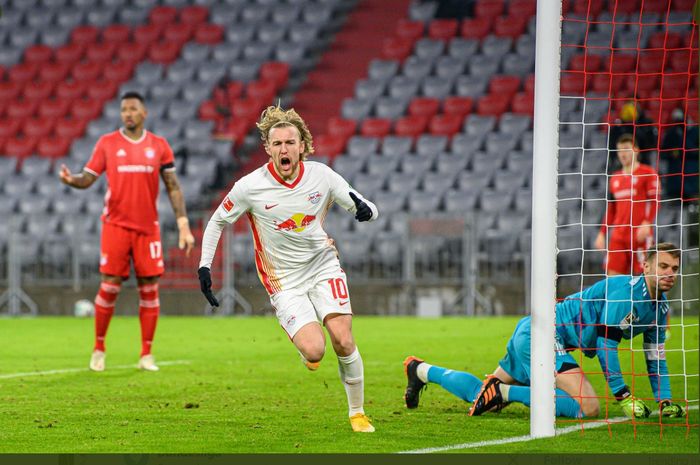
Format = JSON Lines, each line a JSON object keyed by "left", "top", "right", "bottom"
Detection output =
{"left": 581, "top": 398, "right": 600, "bottom": 418}
{"left": 303, "top": 346, "right": 325, "bottom": 364}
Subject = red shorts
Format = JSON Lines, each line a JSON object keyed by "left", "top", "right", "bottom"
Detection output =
{"left": 605, "top": 236, "right": 648, "bottom": 275}
{"left": 100, "top": 222, "right": 164, "bottom": 278}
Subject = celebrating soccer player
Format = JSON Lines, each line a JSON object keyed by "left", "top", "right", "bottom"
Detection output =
{"left": 404, "top": 243, "right": 686, "bottom": 420}
{"left": 59, "top": 91, "right": 195, "bottom": 373}
{"left": 594, "top": 134, "right": 659, "bottom": 275}
{"left": 198, "top": 105, "right": 378, "bottom": 433}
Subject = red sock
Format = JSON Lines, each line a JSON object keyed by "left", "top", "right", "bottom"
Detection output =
{"left": 138, "top": 283, "right": 160, "bottom": 356}
{"left": 94, "top": 282, "right": 120, "bottom": 352}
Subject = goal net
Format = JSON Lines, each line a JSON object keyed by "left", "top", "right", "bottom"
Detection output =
{"left": 554, "top": 0, "right": 698, "bottom": 434}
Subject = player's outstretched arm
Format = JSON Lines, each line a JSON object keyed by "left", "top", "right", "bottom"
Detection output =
{"left": 349, "top": 192, "right": 374, "bottom": 222}
{"left": 198, "top": 209, "right": 228, "bottom": 307}
{"left": 59, "top": 164, "right": 98, "bottom": 189}
{"left": 198, "top": 266, "right": 219, "bottom": 307}
{"left": 162, "top": 170, "right": 195, "bottom": 256}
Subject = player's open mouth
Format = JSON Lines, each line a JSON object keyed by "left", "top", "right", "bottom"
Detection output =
{"left": 280, "top": 157, "right": 291, "bottom": 169}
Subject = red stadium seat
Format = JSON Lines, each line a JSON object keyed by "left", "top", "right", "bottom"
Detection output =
{"left": 649, "top": 32, "right": 682, "bottom": 50}
{"left": 673, "top": 0, "right": 696, "bottom": 10}
{"left": 71, "top": 61, "right": 102, "bottom": 81}
{"left": 313, "top": 134, "right": 345, "bottom": 157}
{"left": 22, "top": 117, "right": 54, "bottom": 139}
{"left": 493, "top": 16, "right": 528, "bottom": 39}
{"left": 71, "top": 26, "right": 100, "bottom": 45}
{"left": 396, "top": 20, "right": 424, "bottom": 42}
{"left": 221, "top": 81, "right": 244, "bottom": 102}
{"left": 148, "top": 41, "right": 181, "bottom": 64}
{"left": 625, "top": 74, "right": 659, "bottom": 97}
{"left": 443, "top": 96, "right": 473, "bottom": 117}
{"left": 475, "top": 0, "right": 505, "bottom": 18}
{"left": 231, "top": 98, "right": 261, "bottom": 125}
{"left": 607, "top": 0, "right": 639, "bottom": 14}
{"left": 360, "top": 118, "right": 392, "bottom": 137}
{"left": 54, "top": 118, "right": 86, "bottom": 139}
{"left": 0, "top": 118, "right": 21, "bottom": 138}
{"left": 133, "top": 24, "right": 163, "bottom": 46}
{"left": 460, "top": 18, "right": 492, "bottom": 40}
{"left": 7, "top": 100, "right": 38, "bottom": 120}
{"left": 591, "top": 73, "right": 627, "bottom": 94}
{"left": 0, "top": 81, "right": 22, "bottom": 104}
{"left": 86, "top": 42, "right": 117, "bottom": 63}
{"left": 194, "top": 23, "right": 224, "bottom": 45}
{"left": 102, "top": 24, "right": 131, "bottom": 43}
{"left": 37, "top": 136, "right": 71, "bottom": 159}
{"left": 24, "top": 45, "right": 53, "bottom": 64}
{"left": 428, "top": 19, "right": 458, "bottom": 41}
{"left": 164, "top": 23, "right": 194, "bottom": 45}
{"left": 87, "top": 79, "right": 119, "bottom": 103}
{"left": 394, "top": 115, "right": 428, "bottom": 137}
{"left": 429, "top": 113, "right": 463, "bottom": 136}
{"left": 55, "top": 43, "right": 85, "bottom": 65}
{"left": 4, "top": 137, "right": 37, "bottom": 158}
{"left": 149, "top": 6, "right": 179, "bottom": 26}
{"left": 573, "top": 0, "right": 603, "bottom": 16}
{"left": 8, "top": 63, "right": 39, "bottom": 84}
{"left": 180, "top": 5, "right": 209, "bottom": 26}
{"left": 117, "top": 41, "right": 148, "bottom": 64}
{"left": 637, "top": 50, "right": 665, "bottom": 74}
{"left": 608, "top": 53, "right": 636, "bottom": 73}
{"left": 103, "top": 60, "right": 135, "bottom": 82}
{"left": 568, "top": 53, "right": 602, "bottom": 72}
{"left": 246, "top": 79, "right": 276, "bottom": 102}
{"left": 509, "top": 0, "right": 537, "bottom": 17}
{"left": 40, "top": 63, "right": 71, "bottom": 83}
{"left": 71, "top": 99, "right": 103, "bottom": 121}
{"left": 489, "top": 75, "right": 521, "bottom": 98}
{"left": 0, "top": 136, "right": 7, "bottom": 154}
{"left": 642, "top": 0, "right": 671, "bottom": 13}
{"left": 218, "top": 118, "right": 250, "bottom": 145}
{"left": 56, "top": 80, "right": 88, "bottom": 100}
{"left": 198, "top": 100, "right": 219, "bottom": 121}
{"left": 477, "top": 94, "right": 510, "bottom": 116}
{"left": 38, "top": 99, "right": 70, "bottom": 119}
{"left": 259, "top": 62, "right": 290, "bottom": 90}
{"left": 511, "top": 92, "right": 534, "bottom": 115}
{"left": 662, "top": 74, "right": 690, "bottom": 99}
{"left": 409, "top": 97, "right": 440, "bottom": 118}
{"left": 23, "top": 81, "right": 55, "bottom": 102}
{"left": 382, "top": 37, "right": 414, "bottom": 61}
{"left": 326, "top": 117, "right": 356, "bottom": 141}
{"left": 560, "top": 72, "right": 587, "bottom": 95}
{"left": 524, "top": 74, "right": 535, "bottom": 94}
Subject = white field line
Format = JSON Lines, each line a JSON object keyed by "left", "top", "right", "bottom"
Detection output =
{"left": 0, "top": 360, "right": 191, "bottom": 379}
{"left": 398, "top": 405, "right": 699, "bottom": 454}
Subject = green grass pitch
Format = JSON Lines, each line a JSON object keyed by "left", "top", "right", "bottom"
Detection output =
{"left": 0, "top": 316, "right": 697, "bottom": 453}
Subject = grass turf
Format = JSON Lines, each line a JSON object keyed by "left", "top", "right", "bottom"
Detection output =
{"left": 0, "top": 316, "right": 697, "bottom": 453}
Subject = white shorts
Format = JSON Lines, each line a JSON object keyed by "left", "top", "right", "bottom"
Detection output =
{"left": 270, "top": 269, "right": 353, "bottom": 339}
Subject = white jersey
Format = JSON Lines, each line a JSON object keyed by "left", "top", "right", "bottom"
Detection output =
{"left": 199, "top": 161, "right": 378, "bottom": 294}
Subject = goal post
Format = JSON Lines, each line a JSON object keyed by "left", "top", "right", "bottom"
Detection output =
{"left": 530, "top": 0, "right": 563, "bottom": 438}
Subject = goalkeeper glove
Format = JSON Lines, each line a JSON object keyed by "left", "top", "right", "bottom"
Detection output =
{"left": 349, "top": 192, "right": 372, "bottom": 222}
{"left": 615, "top": 386, "right": 651, "bottom": 418}
{"left": 197, "top": 267, "right": 219, "bottom": 307}
{"left": 660, "top": 400, "right": 686, "bottom": 418}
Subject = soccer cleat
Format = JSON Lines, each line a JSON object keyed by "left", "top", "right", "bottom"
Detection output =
{"left": 469, "top": 375, "right": 504, "bottom": 416}
{"left": 137, "top": 354, "right": 160, "bottom": 372}
{"left": 403, "top": 355, "right": 426, "bottom": 409}
{"left": 350, "top": 413, "right": 375, "bottom": 432}
{"left": 89, "top": 350, "right": 105, "bottom": 372}
{"left": 298, "top": 351, "right": 320, "bottom": 371}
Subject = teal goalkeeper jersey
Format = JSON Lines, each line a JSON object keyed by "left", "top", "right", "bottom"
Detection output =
{"left": 555, "top": 275, "right": 671, "bottom": 401}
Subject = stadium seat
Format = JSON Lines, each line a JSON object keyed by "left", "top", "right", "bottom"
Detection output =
{"left": 366, "top": 153, "right": 401, "bottom": 176}
{"left": 382, "top": 37, "right": 414, "bottom": 61}
{"left": 37, "top": 136, "right": 71, "bottom": 159}
{"left": 24, "top": 45, "right": 53, "bottom": 65}
{"left": 421, "top": 77, "right": 453, "bottom": 99}
{"left": 54, "top": 118, "right": 86, "bottom": 139}
{"left": 86, "top": 42, "right": 117, "bottom": 63}
{"left": 375, "top": 97, "right": 408, "bottom": 119}
{"left": 396, "top": 19, "right": 424, "bottom": 42}
{"left": 0, "top": 119, "right": 20, "bottom": 140}
{"left": 38, "top": 99, "right": 70, "bottom": 119}
{"left": 394, "top": 115, "right": 428, "bottom": 138}
{"left": 477, "top": 94, "right": 510, "bottom": 116}
{"left": 313, "top": 134, "right": 346, "bottom": 158}
{"left": 9, "top": 63, "right": 39, "bottom": 85}
{"left": 0, "top": 81, "right": 22, "bottom": 104}
{"left": 23, "top": 81, "right": 55, "bottom": 103}
{"left": 511, "top": 92, "right": 534, "bottom": 116}
{"left": 493, "top": 16, "right": 528, "bottom": 39}
{"left": 444, "top": 188, "right": 479, "bottom": 212}
{"left": 149, "top": 41, "right": 181, "bottom": 64}
{"left": 489, "top": 75, "right": 521, "bottom": 98}
{"left": 429, "top": 114, "right": 463, "bottom": 136}
{"left": 5, "top": 137, "right": 37, "bottom": 158}
{"left": 71, "top": 61, "right": 102, "bottom": 81}
{"left": 359, "top": 118, "right": 391, "bottom": 138}
{"left": 401, "top": 57, "right": 433, "bottom": 81}
{"left": 409, "top": 97, "right": 440, "bottom": 119}
{"left": 460, "top": 18, "right": 492, "bottom": 40}
{"left": 476, "top": 0, "right": 506, "bottom": 18}
{"left": 7, "top": 100, "right": 38, "bottom": 120}
{"left": 560, "top": 72, "right": 587, "bottom": 96}
{"left": 400, "top": 154, "right": 433, "bottom": 177}
{"left": 71, "top": 25, "right": 100, "bottom": 45}
{"left": 368, "top": 59, "right": 399, "bottom": 81}
{"left": 422, "top": 171, "right": 456, "bottom": 195}
{"left": 194, "top": 23, "right": 224, "bottom": 45}
{"left": 23, "top": 117, "right": 54, "bottom": 139}
{"left": 414, "top": 38, "right": 445, "bottom": 61}
{"left": 381, "top": 135, "right": 413, "bottom": 156}
{"left": 443, "top": 96, "right": 473, "bottom": 117}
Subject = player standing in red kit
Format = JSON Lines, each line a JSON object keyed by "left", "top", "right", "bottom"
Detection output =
{"left": 595, "top": 134, "right": 659, "bottom": 275}
{"left": 59, "top": 92, "right": 195, "bottom": 372}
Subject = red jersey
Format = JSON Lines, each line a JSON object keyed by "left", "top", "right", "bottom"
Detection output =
{"left": 600, "top": 163, "right": 659, "bottom": 241}
{"left": 84, "top": 129, "right": 175, "bottom": 234}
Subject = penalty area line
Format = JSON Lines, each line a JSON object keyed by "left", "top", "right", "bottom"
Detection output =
{"left": 398, "top": 405, "right": 698, "bottom": 454}
{"left": 0, "top": 360, "right": 191, "bottom": 379}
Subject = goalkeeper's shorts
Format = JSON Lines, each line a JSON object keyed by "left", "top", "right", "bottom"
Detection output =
{"left": 498, "top": 316, "right": 579, "bottom": 385}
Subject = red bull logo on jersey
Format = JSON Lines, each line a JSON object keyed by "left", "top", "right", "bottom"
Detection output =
{"left": 275, "top": 213, "right": 316, "bottom": 232}
{"left": 308, "top": 191, "right": 322, "bottom": 204}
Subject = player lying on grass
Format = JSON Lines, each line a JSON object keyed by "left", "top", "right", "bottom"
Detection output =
{"left": 404, "top": 242, "right": 687, "bottom": 419}
{"left": 198, "top": 105, "right": 379, "bottom": 432}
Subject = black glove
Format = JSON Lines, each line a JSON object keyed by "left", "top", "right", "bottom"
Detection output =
{"left": 349, "top": 192, "right": 372, "bottom": 222}
{"left": 198, "top": 267, "right": 219, "bottom": 307}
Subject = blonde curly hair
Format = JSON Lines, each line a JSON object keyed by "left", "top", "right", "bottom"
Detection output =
{"left": 256, "top": 105, "right": 315, "bottom": 160}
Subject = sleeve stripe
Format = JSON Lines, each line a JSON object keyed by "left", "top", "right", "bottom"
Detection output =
{"left": 83, "top": 167, "right": 99, "bottom": 176}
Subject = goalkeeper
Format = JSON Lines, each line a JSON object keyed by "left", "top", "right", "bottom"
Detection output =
{"left": 403, "top": 243, "right": 686, "bottom": 419}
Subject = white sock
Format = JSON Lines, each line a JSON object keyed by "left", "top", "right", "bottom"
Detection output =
{"left": 500, "top": 384, "right": 511, "bottom": 402}
{"left": 416, "top": 362, "right": 432, "bottom": 383}
{"left": 337, "top": 348, "right": 364, "bottom": 417}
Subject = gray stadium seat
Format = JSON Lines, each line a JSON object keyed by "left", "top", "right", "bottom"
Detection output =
{"left": 407, "top": 191, "right": 441, "bottom": 213}
{"left": 134, "top": 62, "right": 164, "bottom": 87}
{"left": 506, "top": 151, "right": 533, "bottom": 173}
{"left": 20, "top": 157, "right": 52, "bottom": 177}
{"left": 416, "top": 135, "right": 448, "bottom": 157}
{"left": 182, "top": 85, "right": 212, "bottom": 105}
{"left": 86, "top": 8, "right": 118, "bottom": 27}
{"left": 229, "top": 60, "right": 261, "bottom": 82}
{"left": 448, "top": 38, "right": 478, "bottom": 60}
{"left": 182, "top": 43, "right": 212, "bottom": 65}
{"left": 347, "top": 136, "right": 380, "bottom": 158}
{"left": 183, "top": 121, "right": 215, "bottom": 140}
{"left": 457, "top": 170, "right": 492, "bottom": 191}
{"left": 40, "top": 26, "right": 71, "bottom": 48}
{"left": 465, "top": 115, "right": 497, "bottom": 136}
{"left": 434, "top": 56, "right": 466, "bottom": 81}
{"left": 117, "top": 6, "right": 150, "bottom": 25}
{"left": 485, "top": 132, "right": 518, "bottom": 155}
{"left": 435, "top": 152, "right": 470, "bottom": 174}
{"left": 421, "top": 77, "right": 453, "bottom": 99}
{"left": 257, "top": 24, "right": 287, "bottom": 44}
{"left": 471, "top": 152, "right": 504, "bottom": 175}
{"left": 444, "top": 189, "right": 479, "bottom": 213}
{"left": 374, "top": 231, "right": 403, "bottom": 268}
{"left": 499, "top": 113, "right": 532, "bottom": 139}
{"left": 481, "top": 36, "right": 512, "bottom": 60}
{"left": 150, "top": 81, "right": 181, "bottom": 101}
{"left": 386, "top": 172, "right": 420, "bottom": 193}
{"left": 27, "top": 11, "right": 55, "bottom": 29}
{"left": 211, "top": 43, "right": 242, "bottom": 65}
{"left": 422, "top": 171, "right": 456, "bottom": 195}
{"left": 350, "top": 173, "right": 385, "bottom": 196}
{"left": 502, "top": 52, "right": 534, "bottom": 76}
{"left": 167, "top": 61, "right": 198, "bottom": 85}
{"left": 414, "top": 38, "right": 444, "bottom": 61}
{"left": 243, "top": 42, "right": 275, "bottom": 62}
{"left": 400, "top": 155, "right": 433, "bottom": 177}
{"left": 480, "top": 189, "right": 513, "bottom": 212}
{"left": 355, "top": 78, "right": 386, "bottom": 101}
{"left": 197, "top": 62, "right": 228, "bottom": 84}
{"left": 366, "top": 154, "right": 401, "bottom": 176}
{"left": 368, "top": 59, "right": 399, "bottom": 81}
{"left": 373, "top": 190, "right": 406, "bottom": 215}
{"left": 493, "top": 169, "right": 527, "bottom": 192}
{"left": 409, "top": 0, "right": 437, "bottom": 21}
{"left": 10, "top": 28, "right": 40, "bottom": 50}
{"left": 381, "top": 136, "right": 413, "bottom": 156}
{"left": 388, "top": 76, "right": 420, "bottom": 100}
{"left": 402, "top": 56, "right": 433, "bottom": 81}
{"left": 343, "top": 98, "right": 374, "bottom": 121}
{"left": 332, "top": 156, "right": 365, "bottom": 181}
{"left": 374, "top": 97, "right": 408, "bottom": 119}
{"left": 450, "top": 133, "right": 484, "bottom": 154}
{"left": 468, "top": 54, "right": 500, "bottom": 78}
{"left": 514, "top": 188, "right": 532, "bottom": 212}
{"left": 455, "top": 75, "right": 489, "bottom": 98}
